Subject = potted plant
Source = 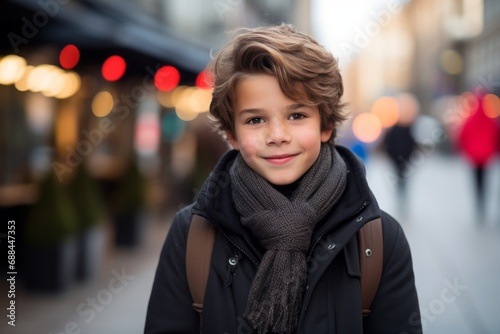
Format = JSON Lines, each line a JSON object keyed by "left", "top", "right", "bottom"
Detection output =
{"left": 66, "top": 164, "right": 106, "bottom": 282}
{"left": 111, "top": 160, "right": 147, "bottom": 248}
{"left": 24, "top": 170, "right": 78, "bottom": 293}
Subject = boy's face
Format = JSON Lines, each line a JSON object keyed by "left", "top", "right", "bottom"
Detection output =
{"left": 227, "top": 74, "right": 332, "bottom": 185}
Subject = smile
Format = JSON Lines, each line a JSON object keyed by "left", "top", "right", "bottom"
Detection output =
{"left": 264, "top": 154, "right": 298, "bottom": 165}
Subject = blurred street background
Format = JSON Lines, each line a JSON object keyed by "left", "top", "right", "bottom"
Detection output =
{"left": 0, "top": 0, "right": 499, "bottom": 333}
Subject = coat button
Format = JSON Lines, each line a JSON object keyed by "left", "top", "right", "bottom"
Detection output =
{"left": 228, "top": 257, "right": 238, "bottom": 266}
{"left": 327, "top": 243, "right": 336, "bottom": 250}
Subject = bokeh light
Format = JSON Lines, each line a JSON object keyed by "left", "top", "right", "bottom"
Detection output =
{"left": 92, "top": 91, "right": 114, "bottom": 117}
{"left": 195, "top": 70, "right": 213, "bottom": 89}
{"left": 189, "top": 88, "right": 213, "bottom": 113}
{"left": 370, "top": 96, "right": 400, "bottom": 128}
{"left": 59, "top": 44, "right": 80, "bottom": 70}
{"left": 14, "top": 65, "right": 33, "bottom": 92}
{"left": 157, "top": 91, "right": 174, "bottom": 108}
{"left": 54, "top": 71, "right": 81, "bottom": 99}
{"left": 0, "top": 54, "right": 27, "bottom": 85}
{"left": 175, "top": 87, "right": 199, "bottom": 121}
{"left": 27, "top": 65, "right": 63, "bottom": 94}
{"left": 102, "top": 55, "right": 126, "bottom": 82}
{"left": 154, "top": 65, "right": 180, "bottom": 92}
{"left": 1, "top": 59, "right": 81, "bottom": 99}
{"left": 396, "top": 93, "right": 420, "bottom": 126}
{"left": 41, "top": 67, "right": 68, "bottom": 98}
{"left": 352, "top": 113, "right": 382, "bottom": 143}
{"left": 482, "top": 94, "right": 500, "bottom": 118}
{"left": 170, "top": 86, "right": 189, "bottom": 106}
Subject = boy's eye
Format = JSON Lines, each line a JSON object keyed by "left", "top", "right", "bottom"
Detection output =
{"left": 289, "top": 113, "right": 306, "bottom": 120}
{"left": 246, "top": 117, "right": 264, "bottom": 125}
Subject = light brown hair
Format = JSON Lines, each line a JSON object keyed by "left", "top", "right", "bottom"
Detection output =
{"left": 208, "top": 24, "right": 347, "bottom": 144}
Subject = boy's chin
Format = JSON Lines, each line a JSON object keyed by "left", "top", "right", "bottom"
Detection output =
{"left": 263, "top": 174, "right": 302, "bottom": 186}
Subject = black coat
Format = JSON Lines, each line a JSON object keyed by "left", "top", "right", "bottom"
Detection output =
{"left": 145, "top": 146, "right": 422, "bottom": 333}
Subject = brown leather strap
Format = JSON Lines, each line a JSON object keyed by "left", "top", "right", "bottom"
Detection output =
{"left": 358, "top": 218, "right": 383, "bottom": 317}
{"left": 186, "top": 214, "right": 216, "bottom": 325}
{"left": 186, "top": 214, "right": 382, "bottom": 321}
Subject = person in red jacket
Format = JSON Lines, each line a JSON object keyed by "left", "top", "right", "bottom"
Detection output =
{"left": 457, "top": 91, "right": 500, "bottom": 220}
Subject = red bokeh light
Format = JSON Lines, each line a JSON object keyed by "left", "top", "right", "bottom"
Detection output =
{"left": 102, "top": 55, "right": 126, "bottom": 82}
{"left": 154, "top": 66, "right": 180, "bottom": 92}
{"left": 59, "top": 44, "right": 80, "bottom": 69}
{"left": 195, "top": 70, "right": 213, "bottom": 89}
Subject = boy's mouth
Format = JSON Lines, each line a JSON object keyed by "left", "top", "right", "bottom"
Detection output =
{"left": 264, "top": 153, "right": 298, "bottom": 165}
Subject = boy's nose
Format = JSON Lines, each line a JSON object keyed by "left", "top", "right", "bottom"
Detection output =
{"left": 266, "top": 121, "right": 291, "bottom": 145}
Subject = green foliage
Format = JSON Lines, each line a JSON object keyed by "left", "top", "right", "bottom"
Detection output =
{"left": 66, "top": 165, "right": 105, "bottom": 232}
{"left": 26, "top": 171, "right": 78, "bottom": 246}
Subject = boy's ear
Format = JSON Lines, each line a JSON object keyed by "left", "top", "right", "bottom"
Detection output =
{"left": 225, "top": 131, "right": 240, "bottom": 150}
{"left": 320, "top": 128, "right": 334, "bottom": 143}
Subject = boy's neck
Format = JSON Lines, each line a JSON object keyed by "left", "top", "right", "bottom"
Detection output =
{"left": 270, "top": 175, "right": 304, "bottom": 199}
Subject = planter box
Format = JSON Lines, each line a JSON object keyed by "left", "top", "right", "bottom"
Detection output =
{"left": 24, "top": 238, "right": 77, "bottom": 293}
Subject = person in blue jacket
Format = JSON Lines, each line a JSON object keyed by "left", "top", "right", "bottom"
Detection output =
{"left": 145, "top": 24, "right": 421, "bottom": 334}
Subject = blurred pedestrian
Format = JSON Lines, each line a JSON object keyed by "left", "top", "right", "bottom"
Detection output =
{"left": 457, "top": 92, "right": 499, "bottom": 221}
{"left": 382, "top": 94, "right": 419, "bottom": 213}
{"left": 145, "top": 24, "right": 421, "bottom": 334}
{"left": 383, "top": 123, "right": 417, "bottom": 193}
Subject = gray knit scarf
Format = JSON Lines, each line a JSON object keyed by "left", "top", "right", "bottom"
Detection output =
{"left": 230, "top": 144, "right": 347, "bottom": 334}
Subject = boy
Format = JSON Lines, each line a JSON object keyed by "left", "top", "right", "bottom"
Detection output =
{"left": 145, "top": 24, "right": 421, "bottom": 334}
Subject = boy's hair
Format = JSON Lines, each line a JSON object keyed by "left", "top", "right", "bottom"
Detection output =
{"left": 208, "top": 24, "right": 347, "bottom": 144}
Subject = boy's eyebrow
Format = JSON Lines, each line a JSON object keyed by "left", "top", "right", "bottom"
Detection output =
{"left": 238, "top": 108, "right": 263, "bottom": 116}
{"left": 287, "top": 103, "right": 307, "bottom": 111}
{"left": 238, "top": 103, "right": 308, "bottom": 116}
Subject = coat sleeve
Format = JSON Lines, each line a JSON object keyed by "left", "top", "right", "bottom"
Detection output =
{"left": 144, "top": 208, "right": 199, "bottom": 334}
{"left": 363, "top": 211, "right": 422, "bottom": 334}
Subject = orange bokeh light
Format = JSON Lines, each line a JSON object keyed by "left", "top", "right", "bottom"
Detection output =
{"left": 352, "top": 113, "right": 382, "bottom": 143}
{"left": 370, "top": 96, "right": 400, "bottom": 128}
{"left": 483, "top": 94, "right": 500, "bottom": 118}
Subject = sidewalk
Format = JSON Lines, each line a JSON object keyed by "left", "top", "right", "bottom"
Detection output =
{"left": 366, "top": 152, "right": 500, "bottom": 334}
{"left": 0, "top": 215, "right": 171, "bottom": 334}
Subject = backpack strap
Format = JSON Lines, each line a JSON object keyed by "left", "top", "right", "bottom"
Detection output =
{"left": 186, "top": 214, "right": 216, "bottom": 323}
{"left": 186, "top": 214, "right": 383, "bottom": 322}
{"left": 358, "top": 217, "right": 383, "bottom": 317}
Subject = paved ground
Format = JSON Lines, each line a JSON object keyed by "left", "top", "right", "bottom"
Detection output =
{"left": 0, "top": 216, "right": 171, "bottom": 334}
{"left": 365, "top": 151, "right": 500, "bottom": 334}
{"left": 1, "top": 151, "right": 499, "bottom": 334}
